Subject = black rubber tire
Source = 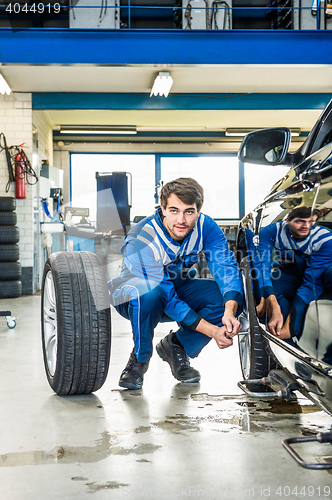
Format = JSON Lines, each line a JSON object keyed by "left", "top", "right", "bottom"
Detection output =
{"left": 0, "top": 262, "right": 21, "bottom": 280}
{"left": 0, "top": 280, "right": 22, "bottom": 298}
{"left": 0, "top": 197, "right": 16, "bottom": 212}
{"left": 0, "top": 244, "right": 19, "bottom": 262}
{"left": 239, "top": 258, "right": 272, "bottom": 392}
{"left": 41, "top": 251, "right": 111, "bottom": 395}
{"left": 0, "top": 212, "right": 17, "bottom": 226}
{"left": 0, "top": 226, "right": 19, "bottom": 244}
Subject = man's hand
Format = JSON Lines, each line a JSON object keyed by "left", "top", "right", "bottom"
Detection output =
{"left": 222, "top": 311, "right": 242, "bottom": 339}
{"left": 267, "top": 312, "right": 284, "bottom": 337}
{"left": 222, "top": 300, "right": 242, "bottom": 339}
{"left": 262, "top": 294, "right": 284, "bottom": 337}
{"left": 256, "top": 297, "right": 266, "bottom": 318}
{"left": 212, "top": 326, "right": 234, "bottom": 349}
{"left": 195, "top": 300, "right": 241, "bottom": 349}
{"left": 278, "top": 315, "right": 291, "bottom": 339}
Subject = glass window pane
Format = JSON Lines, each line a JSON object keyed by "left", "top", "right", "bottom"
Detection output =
{"left": 244, "top": 163, "right": 290, "bottom": 214}
{"left": 71, "top": 154, "right": 156, "bottom": 223}
{"left": 160, "top": 156, "right": 239, "bottom": 219}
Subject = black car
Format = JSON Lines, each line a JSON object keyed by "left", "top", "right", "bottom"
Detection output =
{"left": 236, "top": 99, "right": 332, "bottom": 469}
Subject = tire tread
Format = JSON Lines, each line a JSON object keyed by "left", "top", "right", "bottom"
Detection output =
{"left": 41, "top": 251, "right": 111, "bottom": 395}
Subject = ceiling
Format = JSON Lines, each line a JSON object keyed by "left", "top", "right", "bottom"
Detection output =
{"left": 3, "top": 63, "right": 332, "bottom": 138}
{"left": 4, "top": 64, "right": 332, "bottom": 94}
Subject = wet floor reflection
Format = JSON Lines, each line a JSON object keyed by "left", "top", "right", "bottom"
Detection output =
{"left": 0, "top": 392, "right": 325, "bottom": 468}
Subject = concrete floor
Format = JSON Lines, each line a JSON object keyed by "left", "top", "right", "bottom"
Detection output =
{"left": 0, "top": 295, "right": 332, "bottom": 500}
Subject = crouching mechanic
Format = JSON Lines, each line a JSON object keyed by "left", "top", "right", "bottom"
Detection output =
{"left": 109, "top": 178, "right": 243, "bottom": 390}
{"left": 255, "top": 206, "right": 332, "bottom": 341}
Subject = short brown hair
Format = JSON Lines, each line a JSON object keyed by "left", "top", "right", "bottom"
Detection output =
{"left": 160, "top": 178, "right": 204, "bottom": 211}
{"left": 287, "top": 206, "right": 322, "bottom": 221}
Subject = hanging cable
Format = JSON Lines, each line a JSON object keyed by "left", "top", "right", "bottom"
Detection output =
{"left": 211, "top": 0, "right": 231, "bottom": 29}
{"left": 69, "top": 0, "right": 76, "bottom": 19}
{"left": 99, "top": 0, "right": 108, "bottom": 25}
{"left": 0, "top": 133, "right": 15, "bottom": 184}
{"left": 42, "top": 196, "right": 60, "bottom": 222}
{"left": 0, "top": 134, "right": 38, "bottom": 193}
{"left": 184, "top": 0, "right": 209, "bottom": 29}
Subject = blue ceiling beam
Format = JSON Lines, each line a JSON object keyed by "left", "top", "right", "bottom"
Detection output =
{"left": 33, "top": 92, "right": 332, "bottom": 110}
{"left": 1, "top": 28, "right": 332, "bottom": 65}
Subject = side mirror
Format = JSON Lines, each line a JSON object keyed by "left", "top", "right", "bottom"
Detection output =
{"left": 238, "top": 127, "right": 291, "bottom": 166}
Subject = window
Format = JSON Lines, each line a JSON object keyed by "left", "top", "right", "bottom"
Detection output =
{"left": 160, "top": 155, "right": 239, "bottom": 219}
{"left": 244, "top": 163, "right": 290, "bottom": 214}
{"left": 70, "top": 152, "right": 286, "bottom": 226}
{"left": 71, "top": 154, "right": 156, "bottom": 223}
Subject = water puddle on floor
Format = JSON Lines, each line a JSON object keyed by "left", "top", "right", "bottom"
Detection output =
{"left": 0, "top": 430, "right": 161, "bottom": 468}
{"left": 152, "top": 413, "right": 243, "bottom": 434}
{"left": 85, "top": 481, "right": 128, "bottom": 492}
{"left": 235, "top": 399, "right": 322, "bottom": 415}
{"left": 191, "top": 393, "right": 322, "bottom": 414}
{"left": 150, "top": 393, "right": 325, "bottom": 435}
{"left": 1, "top": 393, "right": 326, "bottom": 468}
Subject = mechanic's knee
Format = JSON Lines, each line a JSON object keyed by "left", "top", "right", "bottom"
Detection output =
{"left": 139, "top": 282, "right": 165, "bottom": 307}
{"left": 322, "top": 265, "right": 332, "bottom": 296}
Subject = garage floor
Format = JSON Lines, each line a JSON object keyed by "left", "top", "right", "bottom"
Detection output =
{"left": 0, "top": 295, "right": 332, "bottom": 500}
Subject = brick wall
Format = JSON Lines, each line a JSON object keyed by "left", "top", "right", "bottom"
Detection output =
{"left": 32, "top": 110, "right": 53, "bottom": 167}
{"left": 32, "top": 109, "right": 54, "bottom": 290}
{"left": 0, "top": 92, "right": 34, "bottom": 294}
{"left": 0, "top": 94, "right": 55, "bottom": 294}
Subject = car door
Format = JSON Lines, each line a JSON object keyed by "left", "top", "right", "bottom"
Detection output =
{"left": 251, "top": 171, "right": 320, "bottom": 336}
{"left": 297, "top": 145, "right": 332, "bottom": 366}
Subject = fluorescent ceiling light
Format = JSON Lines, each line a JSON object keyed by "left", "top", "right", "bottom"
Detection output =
{"left": 225, "top": 128, "right": 301, "bottom": 137}
{"left": 0, "top": 73, "right": 11, "bottom": 95}
{"left": 59, "top": 125, "right": 137, "bottom": 135}
{"left": 289, "top": 129, "right": 301, "bottom": 137}
{"left": 137, "top": 126, "right": 214, "bottom": 132}
{"left": 225, "top": 128, "right": 256, "bottom": 137}
{"left": 150, "top": 72, "right": 173, "bottom": 98}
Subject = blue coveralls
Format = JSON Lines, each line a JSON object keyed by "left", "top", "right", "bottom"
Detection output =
{"left": 109, "top": 209, "right": 243, "bottom": 363}
{"left": 256, "top": 220, "right": 332, "bottom": 338}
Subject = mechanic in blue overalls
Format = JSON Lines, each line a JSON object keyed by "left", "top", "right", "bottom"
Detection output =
{"left": 109, "top": 177, "right": 244, "bottom": 390}
{"left": 255, "top": 206, "right": 332, "bottom": 342}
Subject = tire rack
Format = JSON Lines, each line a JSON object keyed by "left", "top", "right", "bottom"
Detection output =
{"left": 0, "top": 197, "right": 21, "bottom": 328}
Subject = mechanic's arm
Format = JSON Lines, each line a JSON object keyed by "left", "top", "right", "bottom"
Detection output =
{"left": 195, "top": 300, "right": 242, "bottom": 349}
{"left": 263, "top": 294, "right": 284, "bottom": 337}
{"left": 279, "top": 314, "right": 291, "bottom": 339}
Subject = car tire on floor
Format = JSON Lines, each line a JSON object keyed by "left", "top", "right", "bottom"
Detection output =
{"left": 41, "top": 251, "right": 111, "bottom": 395}
{"left": 238, "top": 256, "right": 274, "bottom": 392}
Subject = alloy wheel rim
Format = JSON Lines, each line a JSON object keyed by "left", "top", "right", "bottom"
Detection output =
{"left": 238, "top": 271, "right": 251, "bottom": 379}
{"left": 239, "top": 328, "right": 250, "bottom": 379}
{"left": 43, "top": 270, "right": 58, "bottom": 377}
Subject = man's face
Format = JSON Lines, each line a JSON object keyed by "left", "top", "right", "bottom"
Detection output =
{"left": 161, "top": 193, "right": 200, "bottom": 241}
{"left": 287, "top": 215, "right": 318, "bottom": 239}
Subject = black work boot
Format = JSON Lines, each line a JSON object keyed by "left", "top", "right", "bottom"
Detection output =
{"left": 119, "top": 349, "right": 150, "bottom": 390}
{"left": 156, "top": 332, "right": 201, "bottom": 383}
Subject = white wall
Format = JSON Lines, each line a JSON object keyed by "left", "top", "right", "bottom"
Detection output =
{"left": 32, "top": 110, "right": 54, "bottom": 167}
{"left": 32, "top": 109, "right": 55, "bottom": 290}
{"left": 0, "top": 93, "right": 34, "bottom": 293}
{"left": 0, "top": 94, "right": 54, "bottom": 293}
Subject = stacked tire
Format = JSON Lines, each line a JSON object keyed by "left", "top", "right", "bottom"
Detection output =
{"left": 0, "top": 197, "right": 22, "bottom": 298}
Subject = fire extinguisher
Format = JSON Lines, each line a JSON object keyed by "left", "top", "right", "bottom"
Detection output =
{"left": 14, "top": 149, "right": 26, "bottom": 199}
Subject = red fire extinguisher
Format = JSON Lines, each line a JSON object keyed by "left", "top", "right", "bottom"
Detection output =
{"left": 15, "top": 149, "right": 26, "bottom": 199}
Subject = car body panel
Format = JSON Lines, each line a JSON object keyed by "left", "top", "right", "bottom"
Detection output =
{"left": 237, "top": 98, "right": 332, "bottom": 416}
